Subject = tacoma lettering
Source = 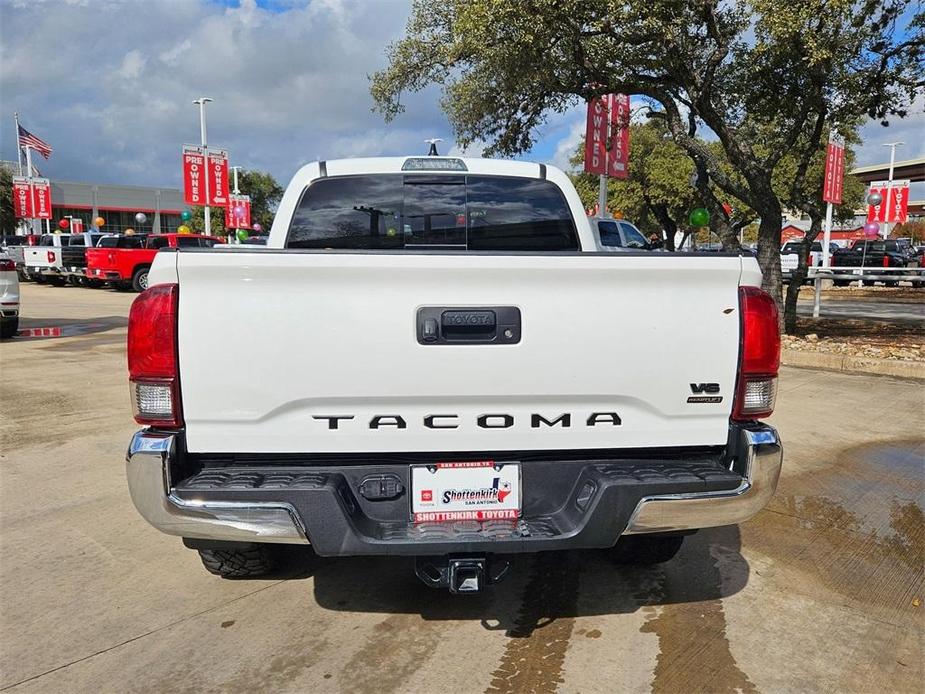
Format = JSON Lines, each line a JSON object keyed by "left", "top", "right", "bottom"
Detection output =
{"left": 311, "top": 412, "right": 621, "bottom": 430}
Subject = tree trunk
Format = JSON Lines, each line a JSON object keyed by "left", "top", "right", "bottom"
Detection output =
{"left": 693, "top": 162, "right": 741, "bottom": 251}
{"left": 649, "top": 203, "right": 678, "bottom": 251}
{"left": 755, "top": 209, "right": 784, "bottom": 328}
{"left": 783, "top": 216, "right": 823, "bottom": 334}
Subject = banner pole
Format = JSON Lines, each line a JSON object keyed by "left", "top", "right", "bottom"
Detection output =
{"left": 598, "top": 174, "right": 607, "bottom": 218}
{"left": 812, "top": 201, "right": 833, "bottom": 318}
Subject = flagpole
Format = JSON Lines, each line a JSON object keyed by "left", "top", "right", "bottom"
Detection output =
{"left": 24, "top": 145, "right": 40, "bottom": 235}
{"left": 14, "top": 113, "right": 23, "bottom": 175}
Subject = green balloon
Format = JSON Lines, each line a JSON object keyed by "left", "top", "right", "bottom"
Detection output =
{"left": 180, "top": 211, "right": 192, "bottom": 222}
{"left": 237, "top": 228, "right": 249, "bottom": 242}
{"left": 689, "top": 208, "right": 710, "bottom": 227}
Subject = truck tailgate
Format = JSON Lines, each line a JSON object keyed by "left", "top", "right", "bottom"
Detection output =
{"left": 173, "top": 251, "right": 745, "bottom": 453}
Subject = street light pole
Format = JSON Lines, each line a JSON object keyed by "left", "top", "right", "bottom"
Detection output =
{"left": 193, "top": 97, "right": 213, "bottom": 233}
{"left": 881, "top": 141, "right": 903, "bottom": 238}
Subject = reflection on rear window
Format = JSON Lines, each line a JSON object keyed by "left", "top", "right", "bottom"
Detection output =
{"left": 287, "top": 174, "right": 579, "bottom": 251}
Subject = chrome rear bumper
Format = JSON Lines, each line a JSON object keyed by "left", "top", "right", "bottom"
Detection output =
{"left": 623, "top": 425, "right": 782, "bottom": 533}
{"left": 126, "top": 424, "right": 781, "bottom": 547}
{"left": 126, "top": 432, "right": 309, "bottom": 544}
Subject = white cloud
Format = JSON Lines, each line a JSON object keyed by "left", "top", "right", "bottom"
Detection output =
{"left": 550, "top": 118, "right": 585, "bottom": 172}
{"left": 0, "top": 0, "right": 447, "bottom": 188}
{"left": 117, "top": 50, "right": 146, "bottom": 80}
{"left": 855, "top": 94, "right": 925, "bottom": 167}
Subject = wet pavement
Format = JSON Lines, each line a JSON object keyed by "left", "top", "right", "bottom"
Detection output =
{"left": 1, "top": 283, "right": 923, "bottom": 693}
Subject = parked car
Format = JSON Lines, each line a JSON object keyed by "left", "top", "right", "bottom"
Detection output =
{"left": 22, "top": 233, "right": 106, "bottom": 286}
{"left": 86, "top": 233, "right": 222, "bottom": 291}
{"left": 588, "top": 216, "right": 653, "bottom": 251}
{"left": 780, "top": 240, "right": 840, "bottom": 283}
{"left": 125, "top": 156, "right": 782, "bottom": 591}
{"left": 0, "top": 252, "right": 20, "bottom": 339}
{"left": 831, "top": 239, "right": 914, "bottom": 286}
{"left": 2, "top": 235, "right": 40, "bottom": 281}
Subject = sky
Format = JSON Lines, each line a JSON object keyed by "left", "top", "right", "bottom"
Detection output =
{"left": 1, "top": 0, "right": 922, "bottom": 192}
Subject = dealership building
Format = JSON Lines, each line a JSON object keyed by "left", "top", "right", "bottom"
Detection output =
{"left": 49, "top": 180, "right": 185, "bottom": 234}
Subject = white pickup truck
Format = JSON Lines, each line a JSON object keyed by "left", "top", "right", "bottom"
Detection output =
{"left": 125, "top": 156, "right": 782, "bottom": 593}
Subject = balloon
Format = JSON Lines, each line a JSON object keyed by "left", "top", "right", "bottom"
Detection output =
{"left": 252, "top": 223, "right": 262, "bottom": 233}
{"left": 689, "top": 208, "right": 710, "bottom": 227}
{"left": 125, "top": 228, "right": 136, "bottom": 236}
{"left": 866, "top": 191, "right": 882, "bottom": 207}
{"left": 58, "top": 219, "right": 69, "bottom": 230}
{"left": 722, "top": 202, "right": 733, "bottom": 216}
{"left": 135, "top": 212, "right": 147, "bottom": 225}
{"left": 177, "top": 225, "right": 191, "bottom": 235}
{"left": 863, "top": 222, "right": 880, "bottom": 237}
{"left": 180, "top": 211, "right": 192, "bottom": 222}
{"left": 94, "top": 217, "right": 105, "bottom": 227}
{"left": 237, "top": 228, "right": 249, "bottom": 242}
{"left": 234, "top": 205, "right": 245, "bottom": 218}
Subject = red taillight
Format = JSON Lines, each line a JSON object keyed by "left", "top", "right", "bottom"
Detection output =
{"left": 47, "top": 251, "right": 55, "bottom": 263}
{"left": 0, "top": 259, "right": 15, "bottom": 272}
{"left": 882, "top": 255, "right": 890, "bottom": 268}
{"left": 127, "top": 283, "right": 182, "bottom": 428}
{"left": 732, "top": 286, "right": 780, "bottom": 421}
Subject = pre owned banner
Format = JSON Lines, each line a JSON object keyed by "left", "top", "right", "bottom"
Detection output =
{"left": 208, "top": 149, "right": 230, "bottom": 206}
{"left": 31, "top": 178, "right": 52, "bottom": 219}
{"left": 12, "top": 176, "right": 32, "bottom": 218}
{"left": 583, "top": 93, "right": 630, "bottom": 178}
{"left": 182, "top": 145, "right": 206, "bottom": 206}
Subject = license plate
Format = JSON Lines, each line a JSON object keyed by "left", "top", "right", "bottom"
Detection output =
{"left": 411, "top": 461, "right": 520, "bottom": 523}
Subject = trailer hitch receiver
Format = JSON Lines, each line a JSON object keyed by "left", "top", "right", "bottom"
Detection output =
{"left": 415, "top": 555, "right": 510, "bottom": 594}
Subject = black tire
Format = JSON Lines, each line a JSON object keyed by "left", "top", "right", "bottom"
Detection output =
{"left": 198, "top": 546, "right": 275, "bottom": 578}
{"left": 609, "top": 535, "right": 684, "bottom": 565}
{"left": 86, "top": 279, "right": 104, "bottom": 289}
{"left": 131, "top": 266, "right": 150, "bottom": 292}
{"left": 113, "top": 281, "right": 133, "bottom": 291}
{"left": 0, "top": 317, "right": 18, "bottom": 340}
{"left": 46, "top": 276, "right": 67, "bottom": 287}
{"left": 33, "top": 274, "right": 46, "bottom": 284}
{"left": 67, "top": 275, "right": 82, "bottom": 287}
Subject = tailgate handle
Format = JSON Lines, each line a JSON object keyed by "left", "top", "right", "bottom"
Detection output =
{"left": 417, "top": 307, "right": 521, "bottom": 345}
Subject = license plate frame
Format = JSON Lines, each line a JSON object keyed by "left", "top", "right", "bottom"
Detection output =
{"left": 410, "top": 461, "right": 521, "bottom": 523}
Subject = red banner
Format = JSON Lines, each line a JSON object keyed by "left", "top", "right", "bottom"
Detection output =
{"left": 822, "top": 138, "right": 845, "bottom": 204}
{"left": 208, "top": 149, "right": 230, "bottom": 206}
{"left": 866, "top": 181, "right": 910, "bottom": 224}
{"left": 31, "top": 178, "right": 52, "bottom": 219}
{"left": 224, "top": 194, "right": 252, "bottom": 229}
{"left": 583, "top": 94, "right": 630, "bottom": 178}
{"left": 12, "top": 176, "right": 32, "bottom": 218}
{"left": 182, "top": 145, "right": 207, "bottom": 206}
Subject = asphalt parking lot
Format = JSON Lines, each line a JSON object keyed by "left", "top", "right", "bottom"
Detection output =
{"left": 1, "top": 282, "right": 923, "bottom": 693}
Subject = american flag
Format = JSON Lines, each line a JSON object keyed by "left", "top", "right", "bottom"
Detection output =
{"left": 18, "top": 124, "right": 53, "bottom": 159}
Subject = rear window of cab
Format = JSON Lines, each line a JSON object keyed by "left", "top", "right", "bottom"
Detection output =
{"left": 286, "top": 174, "right": 579, "bottom": 252}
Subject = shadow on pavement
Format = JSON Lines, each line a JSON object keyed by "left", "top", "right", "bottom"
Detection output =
{"left": 276, "top": 525, "right": 747, "bottom": 631}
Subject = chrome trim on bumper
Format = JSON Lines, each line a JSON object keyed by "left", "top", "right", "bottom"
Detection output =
{"left": 125, "top": 431, "right": 309, "bottom": 544}
{"left": 623, "top": 424, "right": 782, "bottom": 534}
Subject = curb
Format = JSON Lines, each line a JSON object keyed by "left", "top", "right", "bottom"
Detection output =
{"left": 782, "top": 348, "right": 925, "bottom": 380}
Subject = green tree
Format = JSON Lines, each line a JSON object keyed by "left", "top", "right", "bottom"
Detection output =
{"left": 0, "top": 163, "right": 17, "bottom": 234}
{"left": 371, "top": 0, "right": 922, "bottom": 326}
{"left": 190, "top": 169, "right": 283, "bottom": 236}
{"left": 569, "top": 122, "right": 755, "bottom": 250}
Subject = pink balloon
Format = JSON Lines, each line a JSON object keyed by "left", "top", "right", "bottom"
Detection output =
{"left": 863, "top": 222, "right": 880, "bottom": 237}
{"left": 234, "top": 205, "right": 245, "bottom": 217}
{"left": 252, "top": 223, "right": 262, "bottom": 232}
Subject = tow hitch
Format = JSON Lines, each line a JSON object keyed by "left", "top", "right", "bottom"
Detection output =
{"left": 415, "top": 555, "right": 510, "bottom": 594}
